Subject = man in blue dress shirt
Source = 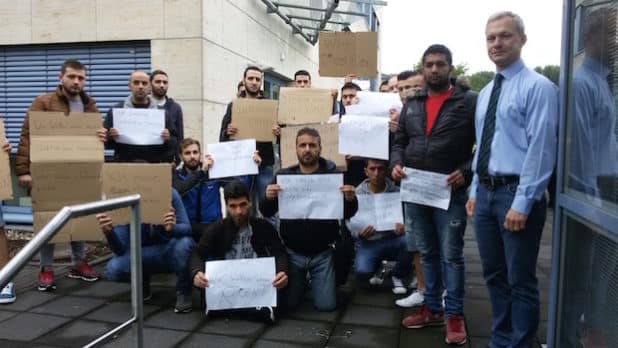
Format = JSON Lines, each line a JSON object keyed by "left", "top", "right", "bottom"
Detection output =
{"left": 465, "top": 12, "right": 558, "bottom": 348}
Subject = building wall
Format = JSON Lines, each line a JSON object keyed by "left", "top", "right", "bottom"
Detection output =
{"left": 0, "top": 0, "right": 360, "bottom": 146}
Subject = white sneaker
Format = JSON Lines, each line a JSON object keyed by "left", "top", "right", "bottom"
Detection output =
{"left": 395, "top": 290, "right": 424, "bottom": 308}
{"left": 408, "top": 276, "right": 418, "bottom": 290}
{"left": 0, "top": 282, "right": 16, "bottom": 304}
{"left": 391, "top": 276, "right": 406, "bottom": 294}
{"left": 369, "top": 272, "right": 384, "bottom": 285}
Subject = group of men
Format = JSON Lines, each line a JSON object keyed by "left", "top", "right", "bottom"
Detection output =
{"left": 0, "top": 10, "right": 558, "bottom": 348}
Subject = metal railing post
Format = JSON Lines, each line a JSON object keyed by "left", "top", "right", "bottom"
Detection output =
{"left": 129, "top": 203, "right": 144, "bottom": 348}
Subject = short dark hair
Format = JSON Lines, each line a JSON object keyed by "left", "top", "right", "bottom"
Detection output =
{"left": 61, "top": 59, "right": 86, "bottom": 74}
{"left": 180, "top": 138, "right": 200, "bottom": 152}
{"left": 341, "top": 82, "right": 361, "bottom": 92}
{"left": 363, "top": 158, "right": 388, "bottom": 168}
{"left": 397, "top": 70, "right": 421, "bottom": 81}
{"left": 223, "top": 180, "right": 251, "bottom": 202}
{"left": 294, "top": 70, "right": 311, "bottom": 80}
{"left": 422, "top": 44, "right": 453, "bottom": 66}
{"left": 150, "top": 69, "right": 167, "bottom": 82}
{"left": 237, "top": 80, "right": 244, "bottom": 90}
{"left": 244, "top": 65, "right": 263, "bottom": 78}
{"left": 379, "top": 80, "right": 389, "bottom": 89}
{"left": 296, "top": 127, "right": 321, "bottom": 146}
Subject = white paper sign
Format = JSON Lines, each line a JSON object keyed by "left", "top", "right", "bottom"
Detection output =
{"left": 339, "top": 115, "right": 389, "bottom": 160}
{"left": 277, "top": 174, "right": 343, "bottom": 219}
{"left": 400, "top": 167, "right": 451, "bottom": 210}
{"left": 344, "top": 91, "right": 402, "bottom": 117}
{"left": 205, "top": 257, "right": 276, "bottom": 311}
{"left": 207, "top": 139, "right": 259, "bottom": 179}
{"left": 348, "top": 192, "right": 403, "bottom": 233}
{"left": 113, "top": 108, "right": 165, "bottom": 145}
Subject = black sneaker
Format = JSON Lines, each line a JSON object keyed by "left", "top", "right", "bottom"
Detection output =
{"left": 252, "top": 306, "right": 275, "bottom": 324}
{"left": 174, "top": 292, "right": 192, "bottom": 313}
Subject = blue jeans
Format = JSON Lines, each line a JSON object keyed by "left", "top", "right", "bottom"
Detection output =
{"left": 40, "top": 242, "right": 85, "bottom": 267}
{"left": 284, "top": 248, "right": 336, "bottom": 311}
{"left": 474, "top": 183, "right": 546, "bottom": 348}
{"left": 406, "top": 191, "right": 467, "bottom": 318}
{"left": 105, "top": 236, "right": 195, "bottom": 294}
{"left": 253, "top": 165, "right": 276, "bottom": 227}
{"left": 403, "top": 203, "right": 419, "bottom": 252}
{"left": 354, "top": 235, "right": 411, "bottom": 281}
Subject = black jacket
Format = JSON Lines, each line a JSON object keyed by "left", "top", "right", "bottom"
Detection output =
{"left": 219, "top": 101, "right": 275, "bottom": 166}
{"left": 260, "top": 157, "right": 358, "bottom": 256}
{"left": 189, "top": 217, "right": 288, "bottom": 281}
{"left": 390, "top": 84, "right": 477, "bottom": 189}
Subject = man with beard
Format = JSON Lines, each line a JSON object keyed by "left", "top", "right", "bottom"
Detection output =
{"left": 150, "top": 69, "right": 184, "bottom": 147}
{"left": 392, "top": 44, "right": 476, "bottom": 345}
{"left": 104, "top": 71, "right": 179, "bottom": 163}
{"left": 15, "top": 59, "right": 106, "bottom": 292}
{"left": 190, "top": 180, "right": 288, "bottom": 323}
{"left": 261, "top": 127, "right": 358, "bottom": 311}
{"left": 173, "top": 138, "right": 260, "bottom": 242}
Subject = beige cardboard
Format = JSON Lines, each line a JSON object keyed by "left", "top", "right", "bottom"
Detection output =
{"left": 30, "top": 162, "right": 103, "bottom": 211}
{"left": 230, "top": 99, "right": 278, "bottom": 142}
{"left": 277, "top": 88, "right": 333, "bottom": 125}
{"left": 280, "top": 123, "right": 346, "bottom": 170}
{"left": 30, "top": 135, "right": 103, "bottom": 163}
{"left": 102, "top": 163, "right": 171, "bottom": 225}
{"left": 34, "top": 212, "right": 102, "bottom": 244}
{"left": 0, "top": 120, "right": 12, "bottom": 200}
{"left": 29, "top": 112, "right": 103, "bottom": 136}
{"left": 318, "top": 31, "right": 378, "bottom": 78}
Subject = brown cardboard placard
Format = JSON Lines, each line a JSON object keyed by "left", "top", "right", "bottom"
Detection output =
{"left": 33, "top": 212, "right": 102, "bottom": 244}
{"left": 230, "top": 99, "right": 278, "bottom": 142}
{"left": 102, "top": 163, "right": 171, "bottom": 225}
{"left": 318, "top": 31, "right": 378, "bottom": 78}
{"left": 277, "top": 88, "right": 333, "bottom": 125}
{"left": 29, "top": 111, "right": 103, "bottom": 136}
{"left": 30, "top": 135, "right": 103, "bottom": 163}
{"left": 30, "top": 163, "right": 103, "bottom": 211}
{"left": 0, "top": 120, "right": 12, "bottom": 200}
{"left": 280, "top": 123, "right": 346, "bottom": 170}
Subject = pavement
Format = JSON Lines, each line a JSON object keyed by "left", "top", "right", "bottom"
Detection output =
{"left": 0, "top": 214, "right": 552, "bottom": 347}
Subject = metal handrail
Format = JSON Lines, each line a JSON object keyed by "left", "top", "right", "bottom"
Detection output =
{"left": 0, "top": 194, "right": 144, "bottom": 348}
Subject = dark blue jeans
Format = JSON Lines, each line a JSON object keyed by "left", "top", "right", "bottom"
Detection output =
{"left": 284, "top": 248, "right": 336, "bottom": 311}
{"left": 105, "top": 236, "right": 195, "bottom": 295}
{"left": 405, "top": 191, "right": 467, "bottom": 318}
{"left": 354, "top": 235, "right": 411, "bottom": 281}
{"left": 474, "top": 183, "right": 546, "bottom": 348}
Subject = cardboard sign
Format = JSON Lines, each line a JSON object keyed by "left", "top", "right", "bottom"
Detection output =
{"left": 230, "top": 99, "right": 278, "bottom": 142}
{"left": 319, "top": 31, "right": 378, "bottom": 78}
{"left": 280, "top": 123, "right": 346, "bottom": 170}
{"left": 102, "top": 163, "right": 171, "bottom": 225}
{"left": 33, "top": 212, "right": 101, "bottom": 244}
{"left": 0, "top": 120, "right": 12, "bottom": 200}
{"left": 31, "top": 163, "right": 103, "bottom": 211}
{"left": 277, "top": 88, "right": 333, "bottom": 125}
{"left": 29, "top": 112, "right": 103, "bottom": 136}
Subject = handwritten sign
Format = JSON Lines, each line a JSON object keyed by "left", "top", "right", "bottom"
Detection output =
{"left": 400, "top": 167, "right": 451, "bottom": 210}
{"left": 102, "top": 163, "right": 171, "bottom": 224}
{"left": 34, "top": 212, "right": 101, "bottom": 244}
{"left": 30, "top": 136, "right": 103, "bottom": 163}
{"left": 345, "top": 91, "right": 403, "bottom": 118}
{"left": 339, "top": 115, "right": 389, "bottom": 160}
{"left": 205, "top": 257, "right": 276, "bottom": 311}
{"left": 277, "top": 88, "right": 333, "bottom": 125}
{"left": 0, "top": 120, "right": 12, "bottom": 200}
{"left": 319, "top": 31, "right": 378, "bottom": 78}
{"left": 277, "top": 174, "right": 343, "bottom": 219}
{"left": 206, "top": 139, "right": 258, "bottom": 179}
{"left": 113, "top": 108, "right": 165, "bottom": 145}
{"left": 29, "top": 112, "right": 102, "bottom": 136}
{"left": 280, "top": 123, "right": 346, "bottom": 170}
{"left": 31, "top": 163, "right": 103, "bottom": 211}
{"left": 347, "top": 192, "right": 403, "bottom": 233}
{"left": 230, "top": 99, "right": 278, "bottom": 142}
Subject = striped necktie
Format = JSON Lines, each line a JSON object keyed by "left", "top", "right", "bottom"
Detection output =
{"left": 476, "top": 73, "right": 504, "bottom": 178}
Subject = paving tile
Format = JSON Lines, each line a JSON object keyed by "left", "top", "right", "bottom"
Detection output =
{"left": 36, "top": 319, "right": 114, "bottom": 347}
{"left": 84, "top": 302, "right": 162, "bottom": 323}
{"left": 150, "top": 273, "right": 177, "bottom": 288}
{"left": 71, "top": 280, "right": 130, "bottom": 298}
{"left": 349, "top": 288, "right": 399, "bottom": 308}
{"left": 0, "top": 313, "right": 71, "bottom": 341}
{"left": 465, "top": 314, "right": 492, "bottom": 338}
{"left": 465, "top": 285, "right": 489, "bottom": 300}
{"left": 101, "top": 326, "right": 189, "bottom": 348}
{"left": 198, "top": 317, "right": 266, "bottom": 338}
{"left": 464, "top": 299, "right": 493, "bottom": 317}
{"left": 327, "top": 324, "right": 399, "bottom": 348}
{"left": 178, "top": 333, "right": 251, "bottom": 348}
{"left": 144, "top": 308, "right": 204, "bottom": 331}
{"left": 340, "top": 305, "right": 402, "bottom": 328}
{"left": 469, "top": 336, "right": 490, "bottom": 348}
{"left": 1, "top": 291, "right": 58, "bottom": 311}
{"left": 399, "top": 324, "right": 456, "bottom": 348}
{"left": 29, "top": 295, "right": 106, "bottom": 317}
{"left": 284, "top": 300, "right": 341, "bottom": 322}
{"left": 115, "top": 286, "right": 176, "bottom": 307}
{"left": 252, "top": 339, "right": 315, "bottom": 348}
{"left": 260, "top": 319, "right": 332, "bottom": 346}
{"left": 0, "top": 310, "right": 18, "bottom": 322}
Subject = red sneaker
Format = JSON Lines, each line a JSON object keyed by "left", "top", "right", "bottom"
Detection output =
{"left": 68, "top": 261, "right": 100, "bottom": 282}
{"left": 445, "top": 315, "right": 468, "bottom": 345}
{"left": 38, "top": 267, "right": 56, "bottom": 292}
{"left": 402, "top": 304, "right": 444, "bottom": 329}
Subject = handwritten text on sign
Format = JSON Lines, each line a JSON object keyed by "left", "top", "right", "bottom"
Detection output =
{"left": 277, "top": 173, "right": 343, "bottom": 219}
{"left": 339, "top": 115, "right": 389, "bottom": 160}
{"left": 205, "top": 257, "right": 276, "bottom": 311}
{"left": 400, "top": 168, "right": 451, "bottom": 210}
{"left": 230, "top": 99, "right": 278, "bottom": 142}
{"left": 113, "top": 108, "right": 165, "bottom": 145}
{"left": 344, "top": 91, "right": 403, "bottom": 118}
{"left": 207, "top": 139, "right": 258, "bottom": 179}
{"left": 348, "top": 192, "right": 403, "bottom": 233}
